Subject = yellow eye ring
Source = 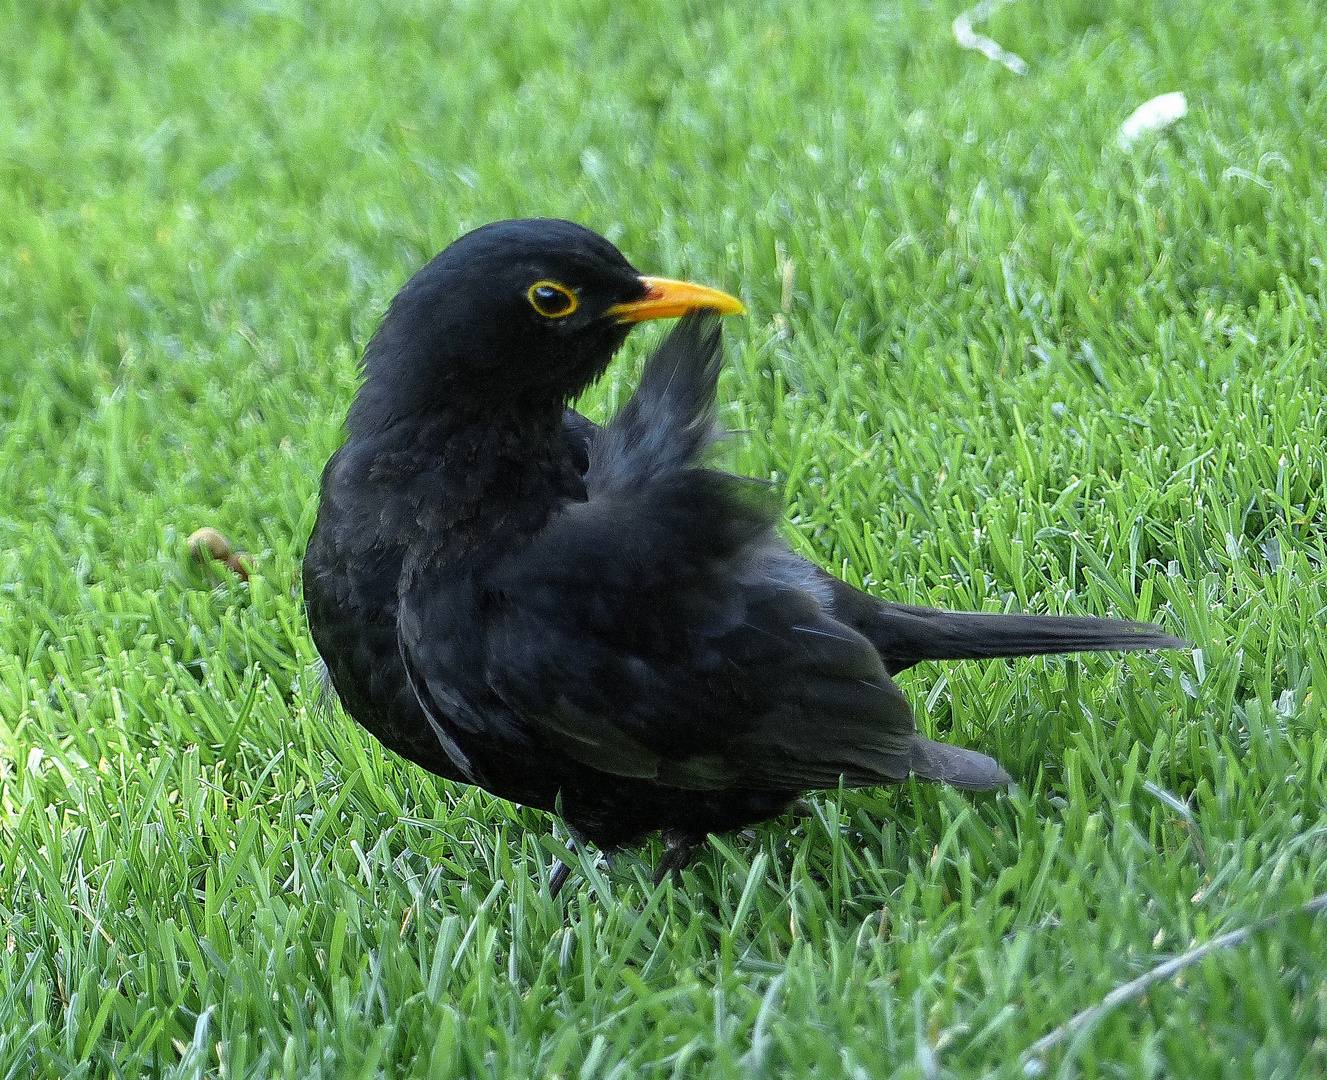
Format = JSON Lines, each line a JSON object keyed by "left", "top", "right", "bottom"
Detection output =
{"left": 527, "top": 280, "right": 578, "bottom": 318}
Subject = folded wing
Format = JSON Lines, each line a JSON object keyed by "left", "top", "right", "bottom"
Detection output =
{"left": 478, "top": 315, "right": 1007, "bottom": 792}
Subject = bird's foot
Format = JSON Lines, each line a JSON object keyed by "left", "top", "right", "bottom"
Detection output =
{"left": 652, "top": 834, "right": 695, "bottom": 886}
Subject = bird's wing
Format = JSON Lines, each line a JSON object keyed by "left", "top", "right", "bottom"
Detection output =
{"left": 401, "top": 315, "right": 1007, "bottom": 794}
{"left": 477, "top": 315, "right": 925, "bottom": 791}
{"left": 482, "top": 517, "right": 923, "bottom": 791}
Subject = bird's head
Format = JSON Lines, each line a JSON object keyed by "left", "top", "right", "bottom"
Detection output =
{"left": 353, "top": 218, "right": 744, "bottom": 425}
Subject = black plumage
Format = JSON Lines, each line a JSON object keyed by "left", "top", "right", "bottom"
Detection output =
{"left": 303, "top": 218, "right": 1185, "bottom": 886}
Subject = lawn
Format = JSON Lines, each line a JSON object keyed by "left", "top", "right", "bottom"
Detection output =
{"left": 1, "top": 0, "right": 1325, "bottom": 1076}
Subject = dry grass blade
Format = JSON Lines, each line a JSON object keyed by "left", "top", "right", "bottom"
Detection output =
{"left": 1020, "top": 892, "right": 1327, "bottom": 1076}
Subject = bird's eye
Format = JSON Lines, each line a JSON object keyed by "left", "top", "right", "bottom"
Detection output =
{"left": 527, "top": 281, "right": 578, "bottom": 318}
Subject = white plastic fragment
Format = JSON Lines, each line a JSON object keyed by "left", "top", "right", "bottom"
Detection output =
{"left": 953, "top": 0, "right": 1028, "bottom": 76}
{"left": 1117, "top": 91, "right": 1187, "bottom": 149}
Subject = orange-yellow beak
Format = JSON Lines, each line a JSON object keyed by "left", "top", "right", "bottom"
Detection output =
{"left": 605, "top": 276, "right": 745, "bottom": 323}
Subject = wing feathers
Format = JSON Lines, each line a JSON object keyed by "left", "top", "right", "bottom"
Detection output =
{"left": 407, "top": 315, "right": 1017, "bottom": 802}
{"left": 481, "top": 316, "right": 940, "bottom": 792}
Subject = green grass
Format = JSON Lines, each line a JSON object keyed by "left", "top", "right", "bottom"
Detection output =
{"left": 2, "top": 0, "right": 1325, "bottom": 1075}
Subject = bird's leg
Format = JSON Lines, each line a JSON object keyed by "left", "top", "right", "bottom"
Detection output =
{"left": 548, "top": 859, "right": 571, "bottom": 897}
{"left": 652, "top": 832, "right": 696, "bottom": 886}
{"left": 548, "top": 834, "right": 578, "bottom": 897}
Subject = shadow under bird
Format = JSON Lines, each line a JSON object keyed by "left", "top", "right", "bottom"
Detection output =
{"left": 303, "top": 218, "right": 1185, "bottom": 893}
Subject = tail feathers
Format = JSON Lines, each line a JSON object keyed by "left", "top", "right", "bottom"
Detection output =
{"left": 908, "top": 737, "right": 1012, "bottom": 790}
{"left": 873, "top": 603, "right": 1187, "bottom": 674}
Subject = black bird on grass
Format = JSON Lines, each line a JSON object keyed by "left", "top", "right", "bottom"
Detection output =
{"left": 303, "top": 218, "right": 1184, "bottom": 893}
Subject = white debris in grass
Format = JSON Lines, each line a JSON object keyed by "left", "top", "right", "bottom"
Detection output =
{"left": 953, "top": 0, "right": 1028, "bottom": 76}
{"left": 1118, "top": 92, "right": 1187, "bottom": 149}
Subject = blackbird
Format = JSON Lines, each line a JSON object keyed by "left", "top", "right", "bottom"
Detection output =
{"left": 303, "top": 218, "right": 1185, "bottom": 891}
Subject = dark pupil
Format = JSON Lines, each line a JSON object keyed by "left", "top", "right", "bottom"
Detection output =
{"left": 534, "top": 285, "right": 570, "bottom": 314}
